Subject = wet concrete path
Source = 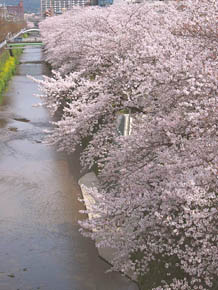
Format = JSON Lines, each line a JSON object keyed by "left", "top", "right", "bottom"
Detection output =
{"left": 0, "top": 47, "right": 135, "bottom": 290}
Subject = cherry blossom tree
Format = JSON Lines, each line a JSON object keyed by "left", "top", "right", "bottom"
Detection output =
{"left": 37, "top": 1, "right": 218, "bottom": 289}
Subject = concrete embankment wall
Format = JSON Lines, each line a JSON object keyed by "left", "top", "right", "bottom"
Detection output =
{"left": 78, "top": 172, "right": 139, "bottom": 290}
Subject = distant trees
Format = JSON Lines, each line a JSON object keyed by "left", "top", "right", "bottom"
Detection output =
{"left": 0, "top": 18, "right": 26, "bottom": 43}
{"left": 38, "top": 1, "right": 217, "bottom": 289}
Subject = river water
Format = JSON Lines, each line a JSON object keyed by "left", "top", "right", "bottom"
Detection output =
{"left": 0, "top": 47, "right": 136, "bottom": 290}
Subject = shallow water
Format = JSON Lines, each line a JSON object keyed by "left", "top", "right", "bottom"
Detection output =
{"left": 0, "top": 47, "right": 136, "bottom": 290}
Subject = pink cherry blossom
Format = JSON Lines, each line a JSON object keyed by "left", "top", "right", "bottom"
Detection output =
{"left": 36, "top": 1, "right": 218, "bottom": 289}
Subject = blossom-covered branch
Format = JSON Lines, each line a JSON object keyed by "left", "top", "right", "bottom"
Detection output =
{"left": 37, "top": 1, "right": 218, "bottom": 289}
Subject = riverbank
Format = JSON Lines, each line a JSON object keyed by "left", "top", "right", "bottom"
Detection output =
{"left": 0, "top": 48, "right": 23, "bottom": 104}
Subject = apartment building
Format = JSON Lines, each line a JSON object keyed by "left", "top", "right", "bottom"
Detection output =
{"left": 0, "top": 1, "right": 24, "bottom": 20}
{"left": 41, "top": 0, "right": 91, "bottom": 16}
{"left": 6, "top": 0, "right": 24, "bottom": 20}
{"left": 0, "top": 4, "right": 8, "bottom": 19}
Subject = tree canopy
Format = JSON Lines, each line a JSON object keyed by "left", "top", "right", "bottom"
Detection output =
{"left": 37, "top": 1, "right": 218, "bottom": 289}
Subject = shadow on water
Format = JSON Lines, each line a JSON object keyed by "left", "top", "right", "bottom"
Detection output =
{"left": 13, "top": 117, "right": 30, "bottom": 123}
{"left": 0, "top": 118, "right": 7, "bottom": 128}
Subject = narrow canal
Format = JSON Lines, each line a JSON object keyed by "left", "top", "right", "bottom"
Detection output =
{"left": 0, "top": 47, "right": 135, "bottom": 290}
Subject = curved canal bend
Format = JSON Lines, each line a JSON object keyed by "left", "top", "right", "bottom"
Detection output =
{"left": 0, "top": 47, "right": 135, "bottom": 290}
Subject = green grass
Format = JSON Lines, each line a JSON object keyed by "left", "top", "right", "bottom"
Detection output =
{"left": 22, "top": 33, "right": 29, "bottom": 38}
{"left": 0, "top": 48, "right": 23, "bottom": 104}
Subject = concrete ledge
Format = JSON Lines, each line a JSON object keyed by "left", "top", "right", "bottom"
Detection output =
{"left": 78, "top": 172, "right": 139, "bottom": 290}
{"left": 78, "top": 172, "right": 99, "bottom": 220}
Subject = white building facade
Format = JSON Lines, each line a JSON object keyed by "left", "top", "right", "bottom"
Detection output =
{"left": 40, "top": 0, "right": 90, "bottom": 16}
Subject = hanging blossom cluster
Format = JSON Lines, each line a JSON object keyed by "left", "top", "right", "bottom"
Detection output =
{"left": 37, "top": 1, "right": 217, "bottom": 289}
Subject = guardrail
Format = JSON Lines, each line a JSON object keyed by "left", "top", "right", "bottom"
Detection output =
{"left": 0, "top": 29, "right": 36, "bottom": 50}
{"left": 12, "top": 29, "right": 25, "bottom": 41}
{"left": 0, "top": 40, "right": 7, "bottom": 50}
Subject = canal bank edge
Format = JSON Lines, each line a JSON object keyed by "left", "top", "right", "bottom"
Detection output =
{"left": 78, "top": 172, "right": 139, "bottom": 290}
{"left": 0, "top": 48, "right": 23, "bottom": 103}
